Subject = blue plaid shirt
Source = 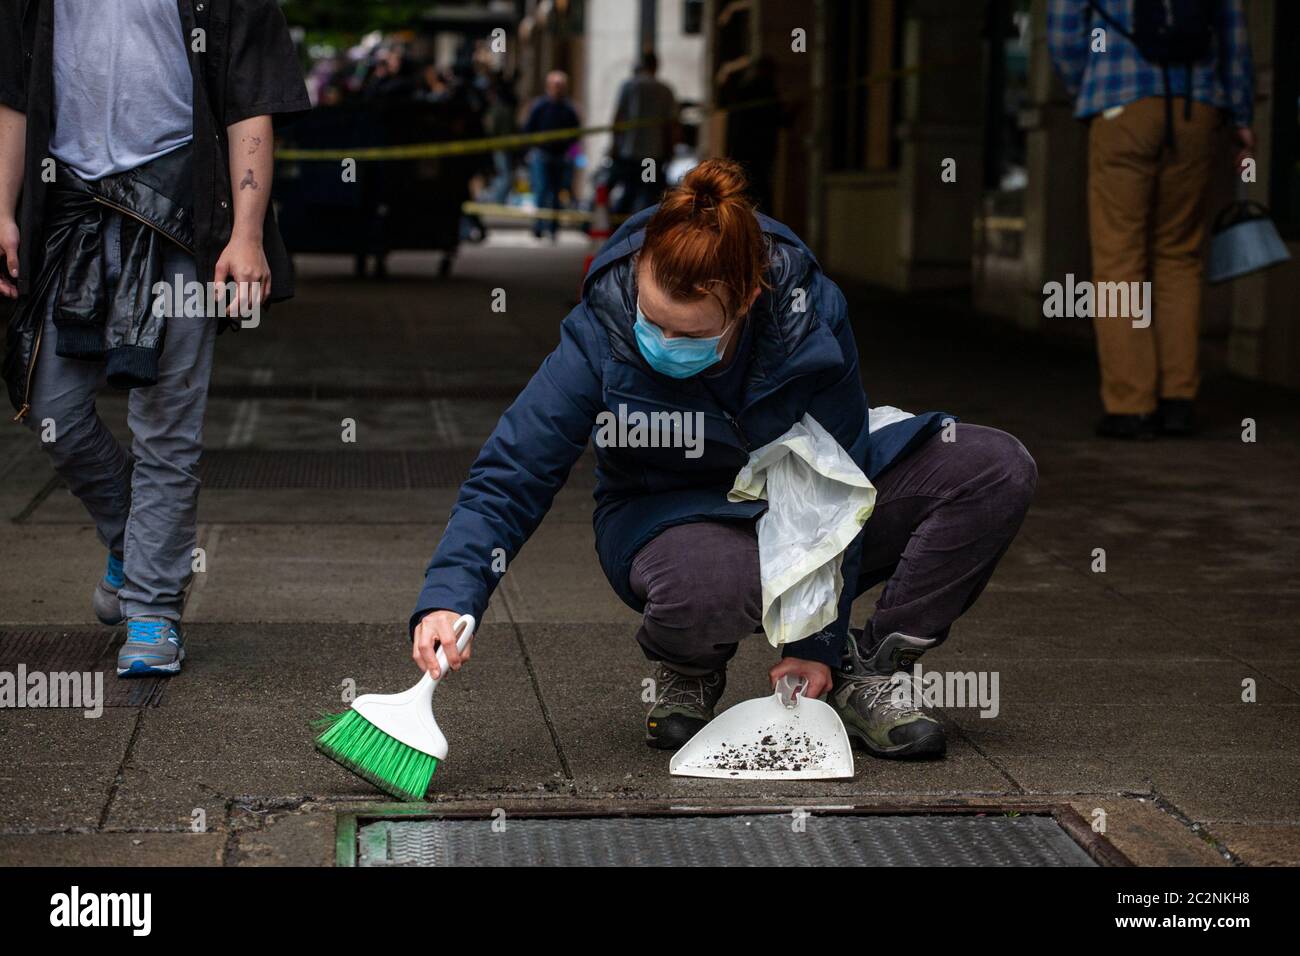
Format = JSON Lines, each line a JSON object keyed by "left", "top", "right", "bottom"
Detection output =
{"left": 1047, "top": 0, "right": 1254, "bottom": 127}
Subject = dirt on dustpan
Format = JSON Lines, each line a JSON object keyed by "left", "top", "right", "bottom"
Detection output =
{"left": 703, "top": 728, "right": 832, "bottom": 774}
{"left": 669, "top": 675, "right": 855, "bottom": 780}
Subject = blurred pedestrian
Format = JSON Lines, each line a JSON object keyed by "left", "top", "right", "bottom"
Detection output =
{"left": 522, "top": 70, "right": 580, "bottom": 240}
{"left": 416, "top": 64, "right": 452, "bottom": 104}
{"left": 363, "top": 45, "right": 417, "bottom": 102}
{"left": 1048, "top": 0, "right": 1255, "bottom": 439}
{"left": 611, "top": 51, "right": 677, "bottom": 214}
{"left": 483, "top": 78, "right": 518, "bottom": 205}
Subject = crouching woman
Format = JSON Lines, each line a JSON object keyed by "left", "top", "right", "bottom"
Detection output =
{"left": 410, "top": 159, "right": 1036, "bottom": 759}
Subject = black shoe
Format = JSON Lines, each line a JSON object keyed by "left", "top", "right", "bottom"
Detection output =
{"left": 645, "top": 664, "right": 726, "bottom": 750}
{"left": 1096, "top": 413, "right": 1158, "bottom": 440}
{"left": 1157, "top": 399, "right": 1197, "bottom": 437}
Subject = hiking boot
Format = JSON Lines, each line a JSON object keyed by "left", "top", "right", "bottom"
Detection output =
{"left": 645, "top": 663, "right": 725, "bottom": 750}
{"left": 93, "top": 551, "right": 125, "bottom": 626}
{"left": 117, "top": 618, "right": 185, "bottom": 677}
{"left": 831, "top": 630, "right": 946, "bottom": 759}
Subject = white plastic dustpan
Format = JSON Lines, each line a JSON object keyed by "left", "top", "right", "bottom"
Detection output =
{"left": 669, "top": 675, "right": 854, "bottom": 780}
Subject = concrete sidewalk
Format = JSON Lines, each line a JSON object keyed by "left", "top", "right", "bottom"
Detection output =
{"left": 2, "top": 232, "right": 1297, "bottom": 866}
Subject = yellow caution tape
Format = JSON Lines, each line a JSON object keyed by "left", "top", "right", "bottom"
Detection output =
{"left": 275, "top": 60, "right": 972, "bottom": 163}
{"left": 276, "top": 119, "right": 647, "bottom": 162}
{"left": 460, "top": 201, "right": 630, "bottom": 224}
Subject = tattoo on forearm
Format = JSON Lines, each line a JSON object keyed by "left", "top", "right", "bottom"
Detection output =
{"left": 246, "top": 136, "right": 262, "bottom": 155}
{"left": 239, "top": 168, "right": 259, "bottom": 191}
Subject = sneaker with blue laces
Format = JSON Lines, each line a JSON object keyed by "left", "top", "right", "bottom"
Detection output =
{"left": 117, "top": 618, "right": 185, "bottom": 677}
{"left": 93, "top": 552, "right": 126, "bottom": 626}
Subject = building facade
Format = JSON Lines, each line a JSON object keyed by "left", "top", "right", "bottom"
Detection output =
{"left": 697, "top": 0, "right": 1300, "bottom": 389}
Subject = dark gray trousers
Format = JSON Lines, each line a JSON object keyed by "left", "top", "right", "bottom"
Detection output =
{"left": 627, "top": 424, "right": 1038, "bottom": 674}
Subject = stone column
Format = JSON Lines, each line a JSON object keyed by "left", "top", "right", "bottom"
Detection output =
{"left": 895, "top": 0, "right": 988, "bottom": 291}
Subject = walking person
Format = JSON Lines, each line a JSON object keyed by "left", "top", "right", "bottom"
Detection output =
{"left": 409, "top": 160, "right": 1037, "bottom": 759}
{"left": 610, "top": 51, "right": 677, "bottom": 214}
{"left": 1048, "top": 0, "right": 1255, "bottom": 438}
{"left": 522, "top": 70, "right": 580, "bottom": 241}
{"left": 0, "top": 0, "right": 309, "bottom": 676}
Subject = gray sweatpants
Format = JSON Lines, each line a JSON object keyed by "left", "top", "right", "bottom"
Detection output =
{"left": 25, "top": 214, "right": 215, "bottom": 621}
{"left": 628, "top": 424, "right": 1038, "bottom": 674}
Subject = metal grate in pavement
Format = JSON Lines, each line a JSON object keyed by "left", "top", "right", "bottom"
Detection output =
{"left": 208, "top": 382, "right": 527, "bottom": 401}
{"left": 197, "top": 449, "right": 466, "bottom": 490}
{"left": 0, "top": 629, "right": 165, "bottom": 708}
{"left": 355, "top": 814, "right": 1100, "bottom": 867}
{"left": 196, "top": 449, "right": 598, "bottom": 490}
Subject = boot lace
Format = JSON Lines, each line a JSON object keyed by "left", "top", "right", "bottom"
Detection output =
{"left": 851, "top": 672, "right": 922, "bottom": 718}
{"left": 657, "top": 667, "right": 719, "bottom": 709}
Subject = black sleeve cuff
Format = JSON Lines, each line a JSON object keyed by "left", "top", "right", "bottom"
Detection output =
{"left": 781, "top": 629, "right": 844, "bottom": 669}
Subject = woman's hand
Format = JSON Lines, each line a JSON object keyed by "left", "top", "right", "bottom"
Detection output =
{"left": 412, "top": 609, "right": 473, "bottom": 678}
{"left": 769, "top": 657, "right": 832, "bottom": 700}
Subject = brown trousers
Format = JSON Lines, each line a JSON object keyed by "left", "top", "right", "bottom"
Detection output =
{"left": 1088, "top": 96, "right": 1222, "bottom": 414}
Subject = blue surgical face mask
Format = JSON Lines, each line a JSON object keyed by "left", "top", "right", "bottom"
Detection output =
{"left": 634, "top": 301, "right": 735, "bottom": 379}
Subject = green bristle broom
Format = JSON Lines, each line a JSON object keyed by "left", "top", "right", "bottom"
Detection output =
{"left": 314, "top": 614, "right": 475, "bottom": 801}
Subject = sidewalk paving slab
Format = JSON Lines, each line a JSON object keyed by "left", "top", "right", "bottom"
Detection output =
{"left": 0, "top": 832, "right": 225, "bottom": 866}
{"left": 1207, "top": 824, "right": 1300, "bottom": 866}
{"left": 181, "top": 524, "right": 509, "bottom": 625}
{"left": 102, "top": 622, "right": 561, "bottom": 829}
{"left": 0, "top": 709, "right": 137, "bottom": 831}
{"left": 25, "top": 485, "right": 599, "bottom": 527}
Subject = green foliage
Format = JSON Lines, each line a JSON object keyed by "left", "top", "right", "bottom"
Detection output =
{"left": 280, "top": 0, "right": 434, "bottom": 34}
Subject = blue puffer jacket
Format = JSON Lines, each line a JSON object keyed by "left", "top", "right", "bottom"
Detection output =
{"left": 411, "top": 206, "right": 948, "bottom": 666}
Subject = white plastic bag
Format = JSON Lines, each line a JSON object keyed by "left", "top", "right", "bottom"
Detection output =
{"left": 728, "top": 414, "right": 876, "bottom": 647}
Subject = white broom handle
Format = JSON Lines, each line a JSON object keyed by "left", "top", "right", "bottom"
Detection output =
{"left": 429, "top": 613, "right": 476, "bottom": 691}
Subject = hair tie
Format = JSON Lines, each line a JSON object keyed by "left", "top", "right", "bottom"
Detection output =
{"left": 692, "top": 191, "right": 715, "bottom": 214}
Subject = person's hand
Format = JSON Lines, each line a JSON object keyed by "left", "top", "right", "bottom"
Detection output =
{"left": 213, "top": 234, "right": 270, "bottom": 317}
{"left": 0, "top": 218, "right": 18, "bottom": 299}
{"left": 412, "top": 609, "right": 474, "bottom": 679}
{"left": 1232, "top": 126, "right": 1255, "bottom": 175}
{"left": 769, "top": 657, "right": 832, "bottom": 700}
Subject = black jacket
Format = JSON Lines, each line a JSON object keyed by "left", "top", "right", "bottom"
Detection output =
{"left": 0, "top": 0, "right": 310, "bottom": 300}
{"left": 2, "top": 147, "right": 196, "bottom": 415}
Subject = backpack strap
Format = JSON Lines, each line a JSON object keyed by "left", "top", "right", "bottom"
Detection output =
{"left": 1085, "top": 0, "right": 1137, "bottom": 43}
{"left": 1089, "top": 1, "right": 1178, "bottom": 149}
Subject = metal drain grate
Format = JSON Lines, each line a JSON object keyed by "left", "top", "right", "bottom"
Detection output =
{"left": 208, "top": 382, "right": 528, "bottom": 401}
{"left": 196, "top": 449, "right": 598, "bottom": 490}
{"left": 0, "top": 629, "right": 165, "bottom": 708}
{"left": 355, "top": 814, "right": 1100, "bottom": 867}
